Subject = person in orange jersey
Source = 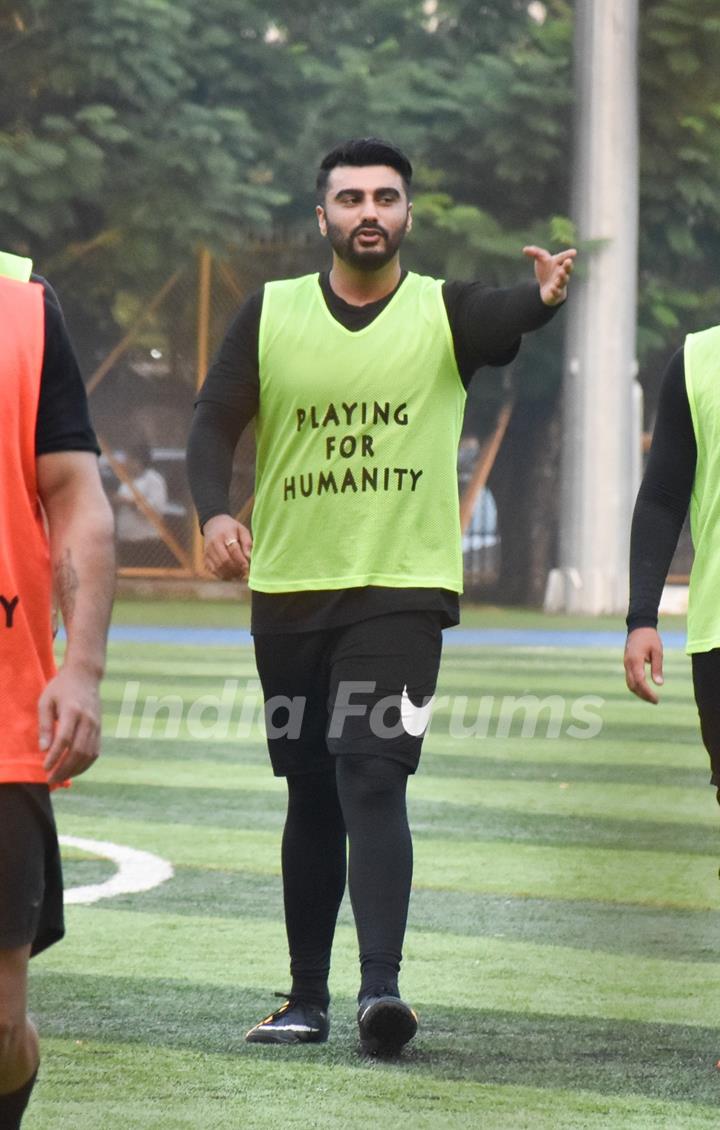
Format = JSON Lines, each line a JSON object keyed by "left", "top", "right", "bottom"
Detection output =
{"left": 0, "top": 257, "right": 115, "bottom": 1129}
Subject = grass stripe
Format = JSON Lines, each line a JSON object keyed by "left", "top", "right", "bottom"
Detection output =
{"left": 98, "top": 732, "right": 709, "bottom": 773}
{"left": 30, "top": 977, "right": 720, "bottom": 1109}
{"left": 56, "top": 780, "right": 719, "bottom": 857}
{"left": 81, "top": 865, "right": 720, "bottom": 965}
{"left": 424, "top": 736, "right": 705, "bottom": 767}
{"left": 35, "top": 910, "right": 720, "bottom": 1026}
{"left": 411, "top": 839, "right": 720, "bottom": 906}
{"left": 55, "top": 808, "right": 720, "bottom": 905}
{"left": 88, "top": 754, "right": 714, "bottom": 814}
{"left": 30, "top": 1035, "right": 720, "bottom": 1129}
{"left": 422, "top": 755, "right": 710, "bottom": 788}
{"left": 414, "top": 779, "right": 717, "bottom": 826}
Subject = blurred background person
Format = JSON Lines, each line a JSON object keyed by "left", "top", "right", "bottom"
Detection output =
{"left": 114, "top": 443, "right": 170, "bottom": 567}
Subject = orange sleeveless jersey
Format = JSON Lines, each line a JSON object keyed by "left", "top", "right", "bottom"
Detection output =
{"left": 0, "top": 276, "right": 56, "bottom": 783}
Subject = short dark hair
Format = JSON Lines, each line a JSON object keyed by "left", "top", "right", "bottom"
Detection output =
{"left": 316, "top": 137, "right": 413, "bottom": 201}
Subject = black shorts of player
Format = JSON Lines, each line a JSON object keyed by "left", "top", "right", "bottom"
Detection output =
{"left": 0, "top": 784, "right": 65, "bottom": 956}
{"left": 691, "top": 649, "right": 720, "bottom": 791}
{"left": 253, "top": 610, "right": 444, "bottom": 776}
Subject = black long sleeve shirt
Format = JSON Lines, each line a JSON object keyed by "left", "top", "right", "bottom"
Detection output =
{"left": 188, "top": 270, "right": 560, "bottom": 634}
{"left": 626, "top": 348, "right": 696, "bottom": 632}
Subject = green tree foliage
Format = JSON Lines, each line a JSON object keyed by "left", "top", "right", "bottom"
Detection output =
{"left": 0, "top": 0, "right": 289, "bottom": 292}
{"left": 639, "top": 0, "right": 720, "bottom": 373}
{"left": 267, "top": 1, "right": 573, "bottom": 280}
{"left": 2, "top": 0, "right": 720, "bottom": 377}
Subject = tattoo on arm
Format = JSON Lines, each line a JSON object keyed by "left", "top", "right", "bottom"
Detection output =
{"left": 55, "top": 547, "right": 79, "bottom": 628}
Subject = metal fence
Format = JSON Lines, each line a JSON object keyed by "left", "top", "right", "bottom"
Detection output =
{"left": 88, "top": 250, "right": 250, "bottom": 577}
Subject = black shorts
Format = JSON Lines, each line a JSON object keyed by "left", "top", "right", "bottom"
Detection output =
{"left": 691, "top": 650, "right": 720, "bottom": 788}
{"left": 253, "top": 610, "right": 444, "bottom": 776}
{"left": 0, "top": 784, "right": 65, "bottom": 956}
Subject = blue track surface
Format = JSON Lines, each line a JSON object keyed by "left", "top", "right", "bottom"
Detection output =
{"left": 97, "top": 625, "right": 688, "bottom": 650}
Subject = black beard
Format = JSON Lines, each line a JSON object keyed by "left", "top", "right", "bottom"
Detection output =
{"left": 326, "top": 221, "right": 406, "bottom": 271}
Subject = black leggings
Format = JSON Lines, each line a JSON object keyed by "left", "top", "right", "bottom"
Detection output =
{"left": 691, "top": 650, "right": 720, "bottom": 790}
{"left": 281, "top": 756, "right": 412, "bottom": 1005}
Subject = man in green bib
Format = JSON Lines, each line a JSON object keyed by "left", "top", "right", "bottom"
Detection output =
{"left": 625, "top": 329, "right": 720, "bottom": 804}
{"left": 187, "top": 138, "right": 575, "bottom": 1054}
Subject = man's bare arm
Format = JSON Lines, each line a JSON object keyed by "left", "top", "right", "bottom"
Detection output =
{"left": 36, "top": 451, "right": 115, "bottom": 784}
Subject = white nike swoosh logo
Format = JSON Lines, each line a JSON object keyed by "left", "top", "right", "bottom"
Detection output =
{"left": 400, "top": 685, "right": 435, "bottom": 736}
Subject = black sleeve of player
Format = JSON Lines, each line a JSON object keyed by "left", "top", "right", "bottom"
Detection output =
{"left": 187, "top": 289, "right": 262, "bottom": 528}
{"left": 35, "top": 289, "right": 100, "bottom": 456}
{"left": 195, "top": 288, "right": 263, "bottom": 412}
{"left": 626, "top": 347, "right": 696, "bottom": 632}
{"left": 33, "top": 273, "right": 62, "bottom": 315}
{"left": 443, "top": 280, "right": 560, "bottom": 387}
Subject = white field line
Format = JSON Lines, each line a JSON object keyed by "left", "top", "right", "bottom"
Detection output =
{"left": 60, "top": 836, "right": 174, "bottom": 905}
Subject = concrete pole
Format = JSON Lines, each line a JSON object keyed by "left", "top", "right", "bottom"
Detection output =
{"left": 545, "top": 0, "right": 641, "bottom": 614}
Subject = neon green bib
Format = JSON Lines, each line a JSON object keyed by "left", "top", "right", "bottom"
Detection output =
{"left": 250, "top": 272, "right": 466, "bottom": 593}
{"left": 684, "top": 325, "right": 720, "bottom": 652}
{"left": 0, "top": 251, "right": 32, "bottom": 282}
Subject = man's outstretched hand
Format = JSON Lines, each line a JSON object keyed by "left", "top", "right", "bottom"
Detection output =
{"left": 523, "top": 246, "right": 577, "bottom": 306}
{"left": 624, "top": 627, "right": 665, "bottom": 705}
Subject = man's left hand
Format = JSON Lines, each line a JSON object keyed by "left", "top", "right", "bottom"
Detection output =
{"left": 523, "top": 246, "right": 577, "bottom": 306}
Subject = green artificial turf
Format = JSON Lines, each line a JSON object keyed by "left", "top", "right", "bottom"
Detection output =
{"left": 109, "top": 595, "right": 685, "bottom": 635}
{"left": 27, "top": 631, "right": 720, "bottom": 1129}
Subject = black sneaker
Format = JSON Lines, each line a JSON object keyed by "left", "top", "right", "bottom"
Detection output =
{"left": 245, "top": 994, "right": 329, "bottom": 1044}
{"left": 357, "top": 986, "right": 418, "bottom": 1055}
